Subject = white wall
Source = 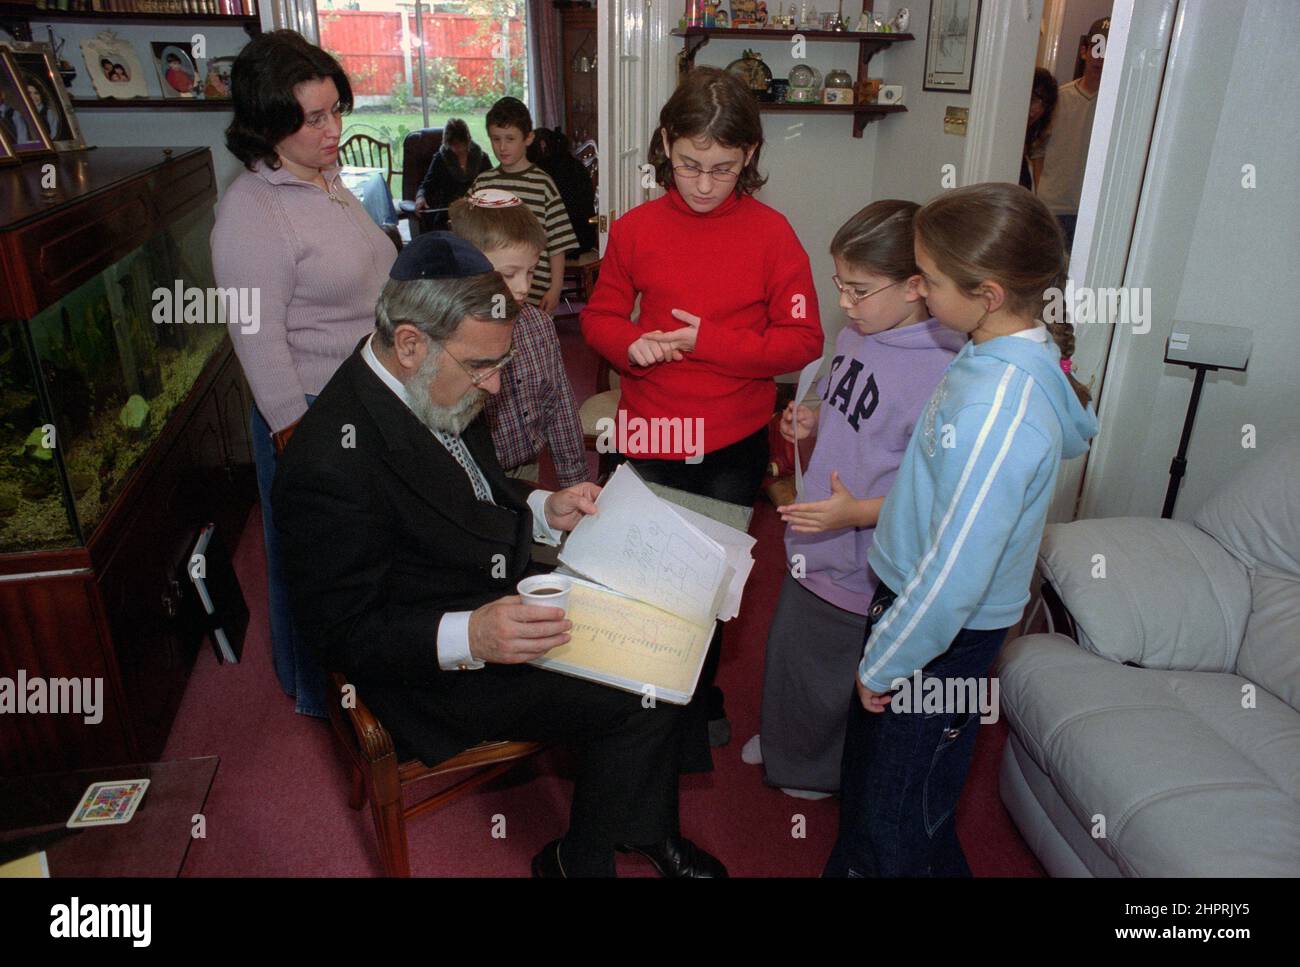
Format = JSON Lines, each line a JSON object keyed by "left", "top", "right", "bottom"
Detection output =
{"left": 34, "top": 19, "right": 254, "bottom": 194}
{"left": 1079, "top": 0, "right": 1300, "bottom": 520}
{"left": 869, "top": 0, "right": 972, "bottom": 203}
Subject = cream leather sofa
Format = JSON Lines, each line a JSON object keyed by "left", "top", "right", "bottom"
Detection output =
{"left": 996, "top": 434, "right": 1300, "bottom": 876}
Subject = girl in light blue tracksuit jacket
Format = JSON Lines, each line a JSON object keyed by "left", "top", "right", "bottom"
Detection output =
{"left": 825, "top": 183, "right": 1100, "bottom": 878}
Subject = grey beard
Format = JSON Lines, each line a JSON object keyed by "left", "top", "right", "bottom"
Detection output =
{"left": 403, "top": 352, "right": 487, "bottom": 435}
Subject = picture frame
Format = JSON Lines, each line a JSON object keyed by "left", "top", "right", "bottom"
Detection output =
{"left": 4, "top": 41, "right": 85, "bottom": 152}
{"left": 201, "top": 55, "right": 235, "bottom": 100}
{"left": 0, "top": 47, "right": 56, "bottom": 158}
{"left": 151, "top": 41, "right": 199, "bottom": 99}
{"left": 0, "top": 122, "right": 17, "bottom": 166}
{"left": 81, "top": 30, "right": 150, "bottom": 100}
{"left": 923, "top": 0, "right": 981, "bottom": 93}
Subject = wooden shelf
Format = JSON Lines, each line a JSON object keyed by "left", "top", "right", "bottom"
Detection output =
{"left": 673, "top": 26, "right": 913, "bottom": 138}
{"left": 672, "top": 27, "right": 914, "bottom": 43}
{"left": 759, "top": 101, "right": 907, "bottom": 136}
{"left": 72, "top": 97, "right": 233, "bottom": 110}
{"left": 0, "top": 6, "right": 260, "bottom": 32}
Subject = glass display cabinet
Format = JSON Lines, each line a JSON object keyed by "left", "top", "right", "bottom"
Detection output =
{"left": 0, "top": 147, "right": 256, "bottom": 777}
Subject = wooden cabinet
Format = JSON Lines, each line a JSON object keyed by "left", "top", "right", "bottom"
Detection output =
{"left": 559, "top": 4, "right": 597, "bottom": 144}
{"left": 0, "top": 147, "right": 256, "bottom": 777}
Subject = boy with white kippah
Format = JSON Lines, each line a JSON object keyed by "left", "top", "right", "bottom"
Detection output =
{"left": 449, "top": 189, "right": 590, "bottom": 488}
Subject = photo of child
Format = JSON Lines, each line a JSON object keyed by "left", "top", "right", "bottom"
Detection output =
{"left": 151, "top": 42, "right": 197, "bottom": 98}
{"left": 81, "top": 31, "right": 149, "bottom": 99}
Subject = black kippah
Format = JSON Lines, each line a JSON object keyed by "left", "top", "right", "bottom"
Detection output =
{"left": 389, "top": 231, "right": 494, "bottom": 281}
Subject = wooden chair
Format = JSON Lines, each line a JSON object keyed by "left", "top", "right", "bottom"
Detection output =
{"left": 339, "top": 133, "right": 394, "bottom": 184}
{"left": 325, "top": 670, "right": 543, "bottom": 877}
{"left": 555, "top": 249, "right": 603, "bottom": 320}
{"left": 579, "top": 355, "right": 620, "bottom": 483}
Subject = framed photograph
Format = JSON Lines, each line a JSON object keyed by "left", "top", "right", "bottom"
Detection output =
{"left": 0, "top": 122, "right": 17, "bottom": 166}
{"left": 923, "top": 0, "right": 982, "bottom": 93}
{"left": 81, "top": 30, "right": 150, "bottom": 100}
{"left": 5, "top": 41, "right": 84, "bottom": 151}
{"left": 151, "top": 41, "right": 198, "bottom": 99}
{"left": 0, "top": 48, "right": 55, "bottom": 157}
{"left": 201, "top": 55, "right": 234, "bottom": 100}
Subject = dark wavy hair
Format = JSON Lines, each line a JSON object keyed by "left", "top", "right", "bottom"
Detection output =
{"left": 647, "top": 66, "right": 766, "bottom": 195}
{"left": 224, "top": 30, "right": 353, "bottom": 171}
{"left": 1026, "top": 67, "right": 1058, "bottom": 154}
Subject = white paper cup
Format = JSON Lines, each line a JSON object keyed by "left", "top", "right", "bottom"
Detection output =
{"left": 517, "top": 574, "right": 573, "bottom": 614}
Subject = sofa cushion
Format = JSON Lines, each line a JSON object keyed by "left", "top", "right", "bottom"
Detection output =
{"left": 1239, "top": 574, "right": 1300, "bottom": 710}
{"left": 998, "top": 633, "right": 1300, "bottom": 876}
{"left": 1194, "top": 433, "right": 1300, "bottom": 708}
{"left": 1039, "top": 518, "right": 1250, "bottom": 671}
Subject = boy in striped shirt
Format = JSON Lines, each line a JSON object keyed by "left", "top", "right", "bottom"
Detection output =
{"left": 472, "top": 97, "right": 579, "bottom": 312}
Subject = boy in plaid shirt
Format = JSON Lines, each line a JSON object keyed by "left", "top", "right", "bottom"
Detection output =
{"left": 449, "top": 190, "right": 589, "bottom": 487}
{"left": 471, "top": 97, "right": 578, "bottom": 312}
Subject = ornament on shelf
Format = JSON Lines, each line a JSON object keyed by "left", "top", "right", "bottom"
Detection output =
{"left": 892, "top": 7, "right": 910, "bottom": 32}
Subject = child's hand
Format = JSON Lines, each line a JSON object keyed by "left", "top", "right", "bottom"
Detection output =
{"left": 539, "top": 286, "right": 562, "bottom": 315}
{"left": 777, "top": 471, "right": 864, "bottom": 533}
{"left": 628, "top": 334, "right": 685, "bottom": 367}
{"left": 856, "top": 677, "right": 893, "bottom": 713}
{"left": 780, "top": 401, "right": 817, "bottom": 443}
{"left": 644, "top": 308, "right": 700, "bottom": 354}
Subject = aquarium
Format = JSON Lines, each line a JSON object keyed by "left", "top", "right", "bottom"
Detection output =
{"left": 0, "top": 207, "right": 226, "bottom": 554}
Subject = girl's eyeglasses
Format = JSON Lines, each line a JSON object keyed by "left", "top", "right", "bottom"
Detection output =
{"left": 443, "top": 344, "right": 515, "bottom": 387}
{"left": 303, "top": 102, "right": 345, "bottom": 130}
{"left": 672, "top": 163, "right": 740, "bottom": 182}
{"left": 832, "top": 276, "right": 904, "bottom": 306}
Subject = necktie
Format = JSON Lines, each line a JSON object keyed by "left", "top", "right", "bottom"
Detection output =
{"left": 435, "top": 430, "right": 495, "bottom": 504}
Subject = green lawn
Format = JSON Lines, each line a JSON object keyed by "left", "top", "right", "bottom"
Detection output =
{"left": 342, "top": 109, "right": 493, "bottom": 196}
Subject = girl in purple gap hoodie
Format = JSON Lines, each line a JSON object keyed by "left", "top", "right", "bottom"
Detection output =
{"left": 742, "top": 200, "right": 967, "bottom": 797}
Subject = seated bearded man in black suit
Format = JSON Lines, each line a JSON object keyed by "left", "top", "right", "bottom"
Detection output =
{"left": 271, "top": 233, "right": 725, "bottom": 877}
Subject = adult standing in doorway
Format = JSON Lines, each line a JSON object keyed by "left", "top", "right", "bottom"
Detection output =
{"left": 1036, "top": 16, "right": 1109, "bottom": 252}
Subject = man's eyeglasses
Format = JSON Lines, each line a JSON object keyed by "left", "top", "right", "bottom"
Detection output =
{"left": 672, "top": 163, "right": 740, "bottom": 182}
{"left": 442, "top": 344, "right": 514, "bottom": 387}
{"left": 831, "top": 276, "right": 904, "bottom": 306}
{"left": 304, "top": 102, "right": 345, "bottom": 130}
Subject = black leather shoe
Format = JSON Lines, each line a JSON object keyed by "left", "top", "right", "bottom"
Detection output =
{"left": 616, "top": 837, "right": 728, "bottom": 878}
{"left": 531, "top": 838, "right": 567, "bottom": 878}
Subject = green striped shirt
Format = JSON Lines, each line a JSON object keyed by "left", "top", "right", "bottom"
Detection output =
{"left": 471, "top": 165, "right": 579, "bottom": 304}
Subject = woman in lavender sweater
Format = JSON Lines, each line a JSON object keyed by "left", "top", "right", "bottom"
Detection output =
{"left": 743, "top": 201, "right": 966, "bottom": 795}
{"left": 211, "top": 31, "right": 396, "bottom": 717}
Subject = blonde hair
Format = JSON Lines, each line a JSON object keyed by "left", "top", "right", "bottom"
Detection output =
{"left": 915, "top": 183, "right": 1091, "bottom": 408}
{"left": 448, "top": 196, "right": 547, "bottom": 256}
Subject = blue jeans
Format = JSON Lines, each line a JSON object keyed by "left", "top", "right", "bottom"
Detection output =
{"left": 251, "top": 398, "right": 324, "bottom": 718}
{"left": 824, "top": 582, "right": 1009, "bottom": 877}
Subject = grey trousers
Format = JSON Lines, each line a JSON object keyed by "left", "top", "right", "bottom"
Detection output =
{"left": 759, "top": 572, "right": 869, "bottom": 792}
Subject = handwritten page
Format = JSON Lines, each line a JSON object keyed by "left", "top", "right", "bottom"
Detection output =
{"left": 792, "top": 358, "right": 823, "bottom": 500}
{"left": 530, "top": 580, "right": 713, "bottom": 704}
{"left": 559, "top": 465, "right": 729, "bottom": 626}
{"left": 665, "top": 501, "right": 756, "bottom": 621}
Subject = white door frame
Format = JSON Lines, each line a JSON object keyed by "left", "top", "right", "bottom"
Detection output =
{"left": 595, "top": 0, "right": 676, "bottom": 253}
{"left": 962, "top": 0, "right": 1177, "bottom": 521}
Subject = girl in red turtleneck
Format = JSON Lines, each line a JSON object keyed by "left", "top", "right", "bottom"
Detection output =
{"left": 581, "top": 66, "right": 824, "bottom": 770}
